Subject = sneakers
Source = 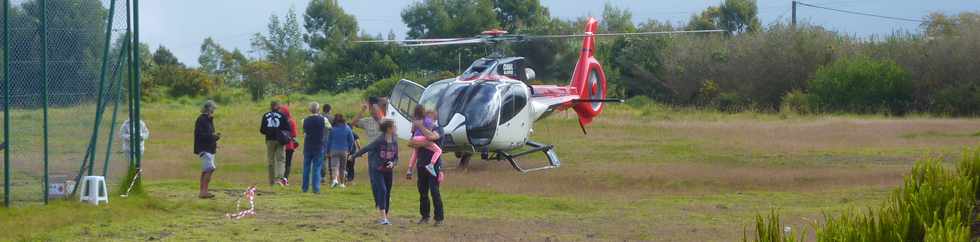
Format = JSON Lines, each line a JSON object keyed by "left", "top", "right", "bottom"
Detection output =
{"left": 416, "top": 217, "right": 430, "bottom": 224}
{"left": 282, "top": 177, "right": 289, "bottom": 186}
{"left": 338, "top": 183, "right": 346, "bottom": 188}
{"left": 274, "top": 178, "right": 286, "bottom": 187}
{"left": 433, "top": 220, "right": 444, "bottom": 227}
{"left": 378, "top": 219, "right": 391, "bottom": 225}
{"left": 331, "top": 180, "right": 339, "bottom": 188}
{"left": 424, "top": 164, "right": 437, "bottom": 176}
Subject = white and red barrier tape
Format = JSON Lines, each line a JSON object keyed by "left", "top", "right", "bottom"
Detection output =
{"left": 225, "top": 186, "right": 257, "bottom": 219}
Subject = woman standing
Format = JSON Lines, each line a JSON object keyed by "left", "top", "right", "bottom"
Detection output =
{"left": 281, "top": 105, "right": 299, "bottom": 185}
{"left": 325, "top": 114, "right": 355, "bottom": 188}
{"left": 352, "top": 120, "right": 397, "bottom": 225}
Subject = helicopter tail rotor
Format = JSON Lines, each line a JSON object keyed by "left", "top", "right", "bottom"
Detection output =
{"left": 569, "top": 18, "right": 608, "bottom": 130}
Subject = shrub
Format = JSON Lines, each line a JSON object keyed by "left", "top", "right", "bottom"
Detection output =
{"left": 808, "top": 56, "right": 914, "bottom": 115}
{"left": 717, "top": 92, "right": 750, "bottom": 112}
{"left": 932, "top": 83, "right": 980, "bottom": 116}
{"left": 779, "top": 90, "right": 813, "bottom": 114}
{"left": 747, "top": 148, "right": 980, "bottom": 242}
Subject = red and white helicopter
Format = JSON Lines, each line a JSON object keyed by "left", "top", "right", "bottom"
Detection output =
{"left": 361, "top": 18, "right": 721, "bottom": 172}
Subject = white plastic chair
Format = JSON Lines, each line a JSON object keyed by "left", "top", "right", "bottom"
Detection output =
{"left": 78, "top": 176, "right": 109, "bottom": 205}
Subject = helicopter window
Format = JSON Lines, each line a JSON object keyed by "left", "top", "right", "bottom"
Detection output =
{"left": 499, "top": 85, "right": 528, "bottom": 124}
{"left": 462, "top": 83, "right": 501, "bottom": 136}
{"left": 437, "top": 84, "right": 470, "bottom": 125}
{"left": 391, "top": 81, "right": 423, "bottom": 119}
{"left": 461, "top": 59, "right": 496, "bottom": 80}
{"left": 420, "top": 81, "right": 449, "bottom": 112}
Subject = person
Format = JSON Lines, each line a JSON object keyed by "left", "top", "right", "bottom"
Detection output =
{"left": 320, "top": 104, "right": 333, "bottom": 182}
{"left": 260, "top": 101, "right": 292, "bottom": 186}
{"left": 120, "top": 118, "right": 150, "bottom": 164}
{"left": 352, "top": 119, "right": 398, "bottom": 225}
{"left": 407, "top": 125, "right": 445, "bottom": 226}
{"left": 194, "top": 100, "right": 221, "bottom": 199}
{"left": 325, "top": 114, "right": 355, "bottom": 188}
{"left": 346, "top": 133, "right": 360, "bottom": 184}
{"left": 301, "top": 102, "right": 327, "bottom": 193}
{"left": 407, "top": 106, "right": 441, "bottom": 178}
{"left": 352, "top": 97, "right": 385, "bottom": 143}
{"left": 281, "top": 105, "right": 299, "bottom": 185}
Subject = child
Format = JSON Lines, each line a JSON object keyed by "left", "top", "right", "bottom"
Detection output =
{"left": 408, "top": 106, "right": 442, "bottom": 178}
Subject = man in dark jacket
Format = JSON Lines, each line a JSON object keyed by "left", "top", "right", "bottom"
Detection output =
{"left": 261, "top": 101, "right": 291, "bottom": 186}
{"left": 195, "top": 100, "right": 220, "bottom": 199}
{"left": 408, "top": 127, "right": 445, "bottom": 226}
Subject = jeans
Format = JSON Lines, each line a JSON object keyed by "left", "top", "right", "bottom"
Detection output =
{"left": 417, "top": 166, "right": 444, "bottom": 221}
{"left": 368, "top": 166, "right": 393, "bottom": 213}
{"left": 302, "top": 151, "right": 325, "bottom": 193}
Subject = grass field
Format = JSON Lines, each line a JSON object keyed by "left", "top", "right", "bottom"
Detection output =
{"left": 1, "top": 94, "right": 978, "bottom": 241}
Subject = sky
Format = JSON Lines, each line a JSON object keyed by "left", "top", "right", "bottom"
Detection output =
{"left": 139, "top": 0, "right": 980, "bottom": 67}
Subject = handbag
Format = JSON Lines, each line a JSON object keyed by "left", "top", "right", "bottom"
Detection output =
{"left": 276, "top": 130, "right": 290, "bottom": 145}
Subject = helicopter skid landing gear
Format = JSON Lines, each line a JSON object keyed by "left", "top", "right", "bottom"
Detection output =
{"left": 499, "top": 141, "right": 561, "bottom": 173}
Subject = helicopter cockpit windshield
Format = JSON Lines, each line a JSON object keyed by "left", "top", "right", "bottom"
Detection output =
{"left": 460, "top": 59, "right": 497, "bottom": 80}
{"left": 419, "top": 79, "right": 504, "bottom": 148}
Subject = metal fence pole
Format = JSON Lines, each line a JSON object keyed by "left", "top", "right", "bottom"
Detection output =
{"left": 40, "top": 0, "right": 49, "bottom": 204}
{"left": 125, "top": 0, "right": 134, "bottom": 169}
{"left": 102, "top": 37, "right": 129, "bottom": 178}
{"left": 2, "top": 0, "right": 10, "bottom": 208}
{"left": 132, "top": 0, "right": 141, "bottom": 170}
{"left": 83, "top": 0, "right": 118, "bottom": 176}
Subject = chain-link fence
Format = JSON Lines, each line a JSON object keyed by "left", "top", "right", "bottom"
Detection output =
{"left": 1, "top": 0, "right": 136, "bottom": 206}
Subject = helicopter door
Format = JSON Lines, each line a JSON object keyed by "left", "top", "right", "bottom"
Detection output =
{"left": 493, "top": 84, "right": 531, "bottom": 150}
{"left": 388, "top": 79, "right": 425, "bottom": 140}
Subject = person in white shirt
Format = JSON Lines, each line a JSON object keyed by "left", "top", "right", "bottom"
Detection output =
{"left": 120, "top": 119, "right": 149, "bottom": 163}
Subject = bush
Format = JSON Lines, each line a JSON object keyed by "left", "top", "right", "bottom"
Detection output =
{"left": 747, "top": 148, "right": 980, "bottom": 242}
{"left": 779, "top": 90, "right": 813, "bottom": 114}
{"left": 808, "top": 56, "right": 914, "bottom": 115}
{"left": 932, "top": 83, "right": 980, "bottom": 116}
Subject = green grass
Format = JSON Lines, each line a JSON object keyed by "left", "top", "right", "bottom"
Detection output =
{"left": 2, "top": 91, "right": 979, "bottom": 240}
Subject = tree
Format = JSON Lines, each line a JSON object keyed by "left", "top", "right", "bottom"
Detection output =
{"left": 401, "top": 0, "right": 499, "bottom": 72}
{"left": 152, "top": 46, "right": 182, "bottom": 67}
{"left": 199, "top": 37, "right": 249, "bottom": 85}
{"left": 251, "top": 8, "right": 309, "bottom": 93}
{"left": 198, "top": 37, "right": 226, "bottom": 75}
{"left": 718, "top": 0, "right": 761, "bottom": 34}
{"left": 601, "top": 3, "right": 636, "bottom": 33}
{"left": 243, "top": 60, "right": 283, "bottom": 101}
{"left": 494, "top": 0, "right": 549, "bottom": 32}
{"left": 304, "top": 0, "right": 361, "bottom": 91}
{"left": 687, "top": 6, "right": 721, "bottom": 31}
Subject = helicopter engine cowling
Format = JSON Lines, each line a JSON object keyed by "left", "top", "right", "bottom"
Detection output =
{"left": 569, "top": 17, "right": 608, "bottom": 127}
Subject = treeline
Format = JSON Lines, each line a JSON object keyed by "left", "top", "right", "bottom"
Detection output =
{"left": 137, "top": 0, "right": 979, "bottom": 116}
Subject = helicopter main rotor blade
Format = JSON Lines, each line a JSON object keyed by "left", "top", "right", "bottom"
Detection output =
{"left": 354, "top": 38, "right": 466, "bottom": 43}
{"left": 402, "top": 38, "right": 487, "bottom": 47}
{"left": 527, "top": 29, "right": 726, "bottom": 39}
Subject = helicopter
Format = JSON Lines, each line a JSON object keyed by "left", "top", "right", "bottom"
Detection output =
{"left": 360, "top": 18, "right": 722, "bottom": 173}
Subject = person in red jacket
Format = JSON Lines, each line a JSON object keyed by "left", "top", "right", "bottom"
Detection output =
{"left": 281, "top": 105, "right": 299, "bottom": 185}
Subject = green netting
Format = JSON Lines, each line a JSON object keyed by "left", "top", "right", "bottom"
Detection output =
{"left": 1, "top": 0, "right": 133, "bottom": 206}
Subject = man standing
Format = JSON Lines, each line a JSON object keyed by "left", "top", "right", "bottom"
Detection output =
{"left": 195, "top": 100, "right": 220, "bottom": 199}
{"left": 352, "top": 97, "right": 385, "bottom": 143}
{"left": 301, "top": 102, "right": 327, "bottom": 193}
{"left": 260, "top": 101, "right": 291, "bottom": 186}
{"left": 408, "top": 126, "right": 445, "bottom": 226}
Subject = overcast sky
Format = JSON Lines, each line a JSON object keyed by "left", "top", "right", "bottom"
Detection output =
{"left": 139, "top": 0, "right": 980, "bottom": 66}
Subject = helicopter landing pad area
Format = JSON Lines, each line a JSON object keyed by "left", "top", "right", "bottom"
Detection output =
{"left": 2, "top": 101, "right": 978, "bottom": 241}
